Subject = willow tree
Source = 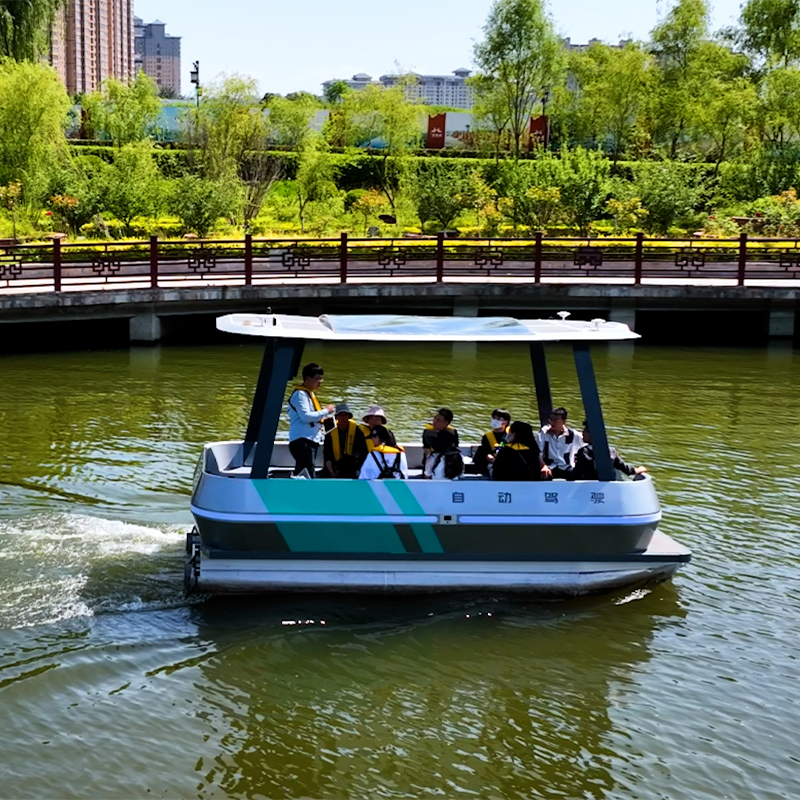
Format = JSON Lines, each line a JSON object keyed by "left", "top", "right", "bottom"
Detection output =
{"left": 83, "top": 72, "right": 161, "bottom": 147}
{"left": 0, "top": 0, "right": 62, "bottom": 61}
{"left": 183, "top": 75, "right": 283, "bottom": 229}
{"left": 473, "top": 0, "right": 563, "bottom": 159}
{"left": 0, "top": 60, "right": 70, "bottom": 204}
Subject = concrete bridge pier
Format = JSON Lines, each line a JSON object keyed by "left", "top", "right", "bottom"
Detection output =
{"left": 608, "top": 300, "right": 637, "bottom": 331}
{"left": 129, "top": 311, "right": 162, "bottom": 344}
{"left": 452, "top": 299, "right": 479, "bottom": 360}
{"left": 768, "top": 302, "right": 795, "bottom": 340}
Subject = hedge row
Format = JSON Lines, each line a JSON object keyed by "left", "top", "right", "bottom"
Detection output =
{"left": 69, "top": 145, "right": 800, "bottom": 201}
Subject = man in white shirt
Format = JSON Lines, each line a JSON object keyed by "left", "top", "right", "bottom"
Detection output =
{"left": 286, "top": 363, "right": 335, "bottom": 478}
{"left": 537, "top": 407, "right": 583, "bottom": 479}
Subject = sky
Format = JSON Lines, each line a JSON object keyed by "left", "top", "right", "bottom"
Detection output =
{"left": 133, "top": 0, "right": 747, "bottom": 97}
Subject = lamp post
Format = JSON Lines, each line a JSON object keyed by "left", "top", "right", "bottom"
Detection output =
{"left": 190, "top": 61, "right": 200, "bottom": 107}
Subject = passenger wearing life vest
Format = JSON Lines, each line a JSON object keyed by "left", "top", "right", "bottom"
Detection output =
{"left": 536, "top": 406, "right": 584, "bottom": 480}
{"left": 358, "top": 425, "right": 409, "bottom": 480}
{"left": 357, "top": 405, "right": 390, "bottom": 459}
{"left": 422, "top": 407, "right": 462, "bottom": 479}
{"left": 473, "top": 408, "right": 511, "bottom": 476}
{"left": 323, "top": 403, "right": 367, "bottom": 479}
{"left": 492, "top": 421, "right": 547, "bottom": 481}
{"left": 286, "top": 362, "right": 335, "bottom": 478}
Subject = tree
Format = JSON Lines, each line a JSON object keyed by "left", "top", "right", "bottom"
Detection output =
{"left": 185, "top": 75, "right": 261, "bottom": 181}
{"left": 47, "top": 155, "right": 109, "bottom": 236}
{"left": 0, "top": 60, "right": 70, "bottom": 205}
{"left": 171, "top": 174, "right": 234, "bottom": 238}
{"left": 184, "top": 74, "right": 282, "bottom": 227}
{"left": 554, "top": 42, "right": 651, "bottom": 163}
{"left": 648, "top": 0, "right": 710, "bottom": 157}
{"left": 326, "top": 82, "right": 423, "bottom": 213}
{"left": 553, "top": 147, "right": 611, "bottom": 234}
{"left": 411, "top": 160, "right": 472, "bottom": 230}
{"left": 0, "top": 181, "right": 21, "bottom": 239}
{"left": 323, "top": 80, "right": 350, "bottom": 105}
{"left": 267, "top": 94, "right": 319, "bottom": 148}
{"left": 104, "top": 142, "right": 161, "bottom": 235}
{"left": 294, "top": 138, "right": 336, "bottom": 233}
{"left": 469, "top": 73, "right": 513, "bottom": 161}
{"left": 473, "top": 0, "right": 563, "bottom": 159}
{"left": 350, "top": 190, "right": 388, "bottom": 234}
{"left": 736, "top": 0, "right": 800, "bottom": 72}
{"left": 761, "top": 67, "right": 800, "bottom": 148}
{"left": 632, "top": 161, "right": 701, "bottom": 234}
{"left": 83, "top": 72, "right": 161, "bottom": 147}
{"left": 693, "top": 44, "right": 757, "bottom": 170}
{"left": 285, "top": 91, "right": 320, "bottom": 104}
{"left": 0, "top": 0, "right": 62, "bottom": 61}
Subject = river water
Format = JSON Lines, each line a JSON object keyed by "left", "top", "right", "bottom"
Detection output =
{"left": 0, "top": 341, "right": 798, "bottom": 799}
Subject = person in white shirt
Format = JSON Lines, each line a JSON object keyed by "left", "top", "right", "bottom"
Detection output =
{"left": 286, "top": 363, "right": 334, "bottom": 478}
{"left": 358, "top": 426, "right": 409, "bottom": 480}
{"left": 537, "top": 407, "right": 583, "bottom": 479}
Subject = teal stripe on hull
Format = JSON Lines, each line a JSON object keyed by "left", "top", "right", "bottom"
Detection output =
{"left": 254, "top": 480, "right": 385, "bottom": 515}
{"left": 385, "top": 482, "right": 444, "bottom": 554}
{"left": 275, "top": 522, "right": 407, "bottom": 553}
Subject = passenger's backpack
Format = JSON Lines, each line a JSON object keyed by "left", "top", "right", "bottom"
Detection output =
{"left": 372, "top": 451, "right": 404, "bottom": 480}
{"left": 443, "top": 450, "right": 464, "bottom": 479}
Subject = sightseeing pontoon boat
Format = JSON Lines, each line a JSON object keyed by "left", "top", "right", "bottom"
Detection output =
{"left": 186, "top": 313, "right": 691, "bottom": 596}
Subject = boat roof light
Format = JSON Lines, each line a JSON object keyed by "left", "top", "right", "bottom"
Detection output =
{"left": 216, "top": 313, "right": 640, "bottom": 343}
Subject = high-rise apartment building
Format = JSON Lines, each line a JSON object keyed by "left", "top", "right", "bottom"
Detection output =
{"left": 134, "top": 18, "right": 181, "bottom": 96}
{"left": 50, "top": 0, "right": 134, "bottom": 95}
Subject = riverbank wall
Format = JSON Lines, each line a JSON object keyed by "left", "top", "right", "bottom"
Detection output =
{"left": 1, "top": 281, "right": 798, "bottom": 353}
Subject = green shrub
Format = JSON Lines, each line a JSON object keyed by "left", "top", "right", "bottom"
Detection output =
{"left": 170, "top": 175, "right": 235, "bottom": 237}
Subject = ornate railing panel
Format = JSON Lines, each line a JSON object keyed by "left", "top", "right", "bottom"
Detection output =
{"left": 0, "top": 233, "right": 799, "bottom": 294}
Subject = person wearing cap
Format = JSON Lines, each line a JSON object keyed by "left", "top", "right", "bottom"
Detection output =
{"left": 357, "top": 406, "right": 389, "bottom": 458}
{"left": 323, "top": 403, "right": 367, "bottom": 479}
{"left": 473, "top": 408, "right": 511, "bottom": 476}
{"left": 286, "top": 362, "right": 335, "bottom": 478}
{"left": 492, "top": 421, "right": 547, "bottom": 481}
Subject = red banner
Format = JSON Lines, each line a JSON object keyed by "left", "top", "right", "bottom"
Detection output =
{"left": 427, "top": 114, "right": 446, "bottom": 149}
{"left": 530, "top": 115, "right": 549, "bottom": 149}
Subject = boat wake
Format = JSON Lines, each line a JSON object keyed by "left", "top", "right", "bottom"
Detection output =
{"left": 0, "top": 512, "right": 188, "bottom": 629}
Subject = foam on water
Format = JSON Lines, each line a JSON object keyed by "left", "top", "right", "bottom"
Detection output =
{"left": 0, "top": 512, "right": 187, "bottom": 629}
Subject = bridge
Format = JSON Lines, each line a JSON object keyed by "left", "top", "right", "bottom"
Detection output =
{"left": 1, "top": 234, "right": 799, "bottom": 346}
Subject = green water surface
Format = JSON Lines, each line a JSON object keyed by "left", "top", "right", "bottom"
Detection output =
{"left": 0, "top": 341, "right": 798, "bottom": 799}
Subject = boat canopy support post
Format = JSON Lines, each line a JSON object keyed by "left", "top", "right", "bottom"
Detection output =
{"left": 573, "top": 343, "right": 615, "bottom": 481}
{"left": 529, "top": 343, "right": 553, "bottom": 427}
{"left": 244, "top": 338, "right": 305, "bottom": 477}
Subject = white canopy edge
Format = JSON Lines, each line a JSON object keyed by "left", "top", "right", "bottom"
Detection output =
{"left": 216, "top": 313, "right": 640, "bottom": 343}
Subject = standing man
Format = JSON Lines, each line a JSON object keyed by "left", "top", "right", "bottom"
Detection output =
{"left": 287, "top": 363, "right": 335, "bottom": 478}
{"left": 324, "top": 403, "right": 367, "bottom": 478}
{"left": 537, "top": 407, "right": 583, "bottom": 479}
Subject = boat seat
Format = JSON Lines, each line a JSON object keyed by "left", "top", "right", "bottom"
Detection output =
{"left": 207, "top": 440, "right": 480, "bottom": 478}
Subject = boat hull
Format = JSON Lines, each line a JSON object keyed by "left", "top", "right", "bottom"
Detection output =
{"left": 188, "top": 445, "right": 691, "bottom": 597}
{"left": 188, "top": 531, "right": 689, "bottom": 596}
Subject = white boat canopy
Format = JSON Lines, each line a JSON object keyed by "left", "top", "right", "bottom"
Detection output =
{"left": 221, "top": 311, "right": 635, "bottom": 481}
{"left": 216, "top": 313, "right": 640, "bottom": 343}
